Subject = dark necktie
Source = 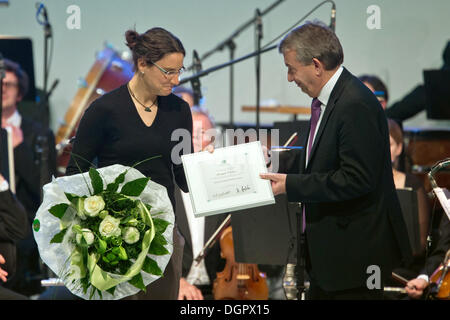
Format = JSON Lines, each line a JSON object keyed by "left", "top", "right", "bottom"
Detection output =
{"left": 303, "top": 98, "right": 322, "bottom": 232}
{"left": 307, "top": 98, "right": 322, "bottom": 160}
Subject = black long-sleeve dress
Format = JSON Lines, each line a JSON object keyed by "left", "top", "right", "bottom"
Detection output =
{"left": 66, "top": 84, "right": 193, "bottom": 299}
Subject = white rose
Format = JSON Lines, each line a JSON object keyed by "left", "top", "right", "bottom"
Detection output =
{"left": 84, "top": 195, "right": 105, "bottom": 217}
{"left": 122, "top": 227, "right": 140, "bottom": 244}
{"left": 99, "top": 215, "right": 121, "bottom": 238}
{"left": 76, "top": 228, "right": 95, "bottom": 246}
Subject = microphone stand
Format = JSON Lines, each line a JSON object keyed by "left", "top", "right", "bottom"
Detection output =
{"left": 191, "top": 50, "right": 203, "bottom": 106}
{"left": 255, "top": 9, "right": 263, "bottom": 138}
{"left": 36, "top": 3, "right": 56, "bottom": 280}
{"left": 180, "top": 44, "right": 277, "bottom": 89}
{"left": 42, "top": 9, "right": 52, "bottom": 130}
{"left": 185, "top": 0, "right": 285, "bottom": 126}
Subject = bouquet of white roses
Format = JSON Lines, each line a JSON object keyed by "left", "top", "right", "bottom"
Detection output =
{"left": 33, "top": 164, "right": 174, "bottom": 300}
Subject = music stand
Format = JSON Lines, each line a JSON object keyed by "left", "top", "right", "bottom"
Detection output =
{"left": 423, "top": 69, "right": 450, "bottom": 120}
{"left": 273, "top": 120, "right": 309, "bottom": 147}
{"left": 230, "top": 194, "right": 298, "bottom": 265}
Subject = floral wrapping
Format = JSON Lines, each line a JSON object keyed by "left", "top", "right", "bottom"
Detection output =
{"left": 33, "top": 164, "right": 174, "bottom": 300}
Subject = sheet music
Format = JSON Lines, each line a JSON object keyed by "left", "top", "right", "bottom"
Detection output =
{"left": 433, "top": 187, "right": 450, "bottom": 220}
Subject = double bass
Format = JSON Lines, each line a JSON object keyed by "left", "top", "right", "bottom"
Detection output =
{"left": 212, "top": 226, "right": 269, "bottom": 300}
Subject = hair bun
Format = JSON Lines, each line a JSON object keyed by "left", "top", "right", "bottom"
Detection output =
{"left": 125, "top": 30, "right": 140, "bottom": 50}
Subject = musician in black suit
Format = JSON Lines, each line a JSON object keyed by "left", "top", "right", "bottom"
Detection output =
{"left": 0, "top": 174, "right": 29, "bottom": 299}
{"left": 405, "top": 214, "right": 450, "bottom": 299}
{"left": 260, "top": 21, "right": 412, "bottom": 299}
{"left": 175, "top": 107, "right": 225, "bottom": 300}
{"left": 1, "top": 58, "right": 56, "bottom": 296}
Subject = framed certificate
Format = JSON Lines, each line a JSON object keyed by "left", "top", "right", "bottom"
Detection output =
{"left": 181, "top": 141, "right": 275, "bottom": 217}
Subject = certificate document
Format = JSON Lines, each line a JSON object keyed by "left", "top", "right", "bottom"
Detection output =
{"left": 181, "top": 141, "right": 275, "bottom": 217}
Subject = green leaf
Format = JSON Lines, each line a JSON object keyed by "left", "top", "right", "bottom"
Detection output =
{"left": 118, "top": 246, "right": 127, "bottom": 260}
{"left": 129, "top": 273, "right": 146, "bottom": 292}
{"left": 120, "top": 178, "right": 150, "bottom": 196}
{"left": 50, "top": 228, "right": 68, "bottom": 243}
{"left": 96, "top": 238, "right": 107, "bottom": 254}
{"left": 64, "top": 192, "right": 79, "bottom": 205}
{"left": 149, "top": 241, "right": 169, "bottom": 256}
{"left": 89, "top": 167, "right": 103, "bottom": 195}
{"left": 142, "top": 257, "right": 163, "bottom": 276}
{"left": 106, "top": 171, "right": 126, "bottom": 192}
{"left": 106, "top": 286, "right": 116, "bottom": 296}
{"left": 153, "top": 218, "right": 170, "bottom": 234}
{"left": 153, "top": 233, "right": 167, "bottom": 246}
{"left": 49, "top": 203, "right": 69, "bottom": 219}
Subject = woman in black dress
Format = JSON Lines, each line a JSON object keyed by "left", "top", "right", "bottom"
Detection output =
{"left": 66, "top": 27, "right": 193, "bottom": 299}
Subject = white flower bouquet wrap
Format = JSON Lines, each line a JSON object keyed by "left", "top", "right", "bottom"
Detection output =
{"left": 33, "top": 164, "right": 174, "bottom": 300}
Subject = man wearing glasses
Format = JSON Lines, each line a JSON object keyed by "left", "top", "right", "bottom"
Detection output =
{"left": 1, "top": 58, "right": 56, "bottom": 297}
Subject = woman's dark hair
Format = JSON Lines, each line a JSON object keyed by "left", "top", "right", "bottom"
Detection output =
{"left": 388, "top": 118, "right": 403, "bottom": 146}
{"left": 358, "top": 74, "right": 389, "bottom": 102}
{"left": 4, "top": 58, "right": 29, "bottom": 98}
{"left": 125, "top": 27, "right": 185, "bottom": 71}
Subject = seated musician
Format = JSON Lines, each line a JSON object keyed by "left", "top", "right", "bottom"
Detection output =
{"left": 388, "top": 118, "right": 431, "bottom": 262}
{"left": 174, "top": 99, "right": 226, "bottom": 300}
{"left": 405, "top": 214, "right": 450, "bottom": 299}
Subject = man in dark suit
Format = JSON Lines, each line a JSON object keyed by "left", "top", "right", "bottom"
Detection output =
{"left": 175, "top": 107, "right": 225, "bottom": 300}
{"left": 260, "top": 21, "right": 412, "bottom": 299}
{"left": 1, "top": 58, "right": 56, "bottom": 296}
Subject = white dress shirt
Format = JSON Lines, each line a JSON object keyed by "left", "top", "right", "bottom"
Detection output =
{"left": 181, "top": 191, "right": 210, "bottom": 285}
{"left": 305, "top": 66, "right": 344, "bottom": 168}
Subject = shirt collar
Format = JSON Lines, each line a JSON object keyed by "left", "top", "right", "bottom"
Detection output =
{"left": 317, "top": 65, "right": 343, "bottom": 106}
{"left": 5, "top": 110, "right": 22, "bottom": 128}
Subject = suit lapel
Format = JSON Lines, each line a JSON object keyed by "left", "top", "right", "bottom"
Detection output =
{"left": 306, "top": 68, "right": 351, "bottom": 170}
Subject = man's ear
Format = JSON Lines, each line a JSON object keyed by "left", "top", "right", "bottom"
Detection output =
{"left": 312, "top": 58, "right": 324, "bottom": 76}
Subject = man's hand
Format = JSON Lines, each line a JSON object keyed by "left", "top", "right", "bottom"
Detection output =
{"left": 259, "top": 173, "right": 287, "bottom": 195}
{"left": 0, "top": 254, "right": 8, "bottom": 282}
{"left": 178, "top": 277, "right": 204, "bottom": 300}
{"left": 202, "top": 136, "right": 215, "bottom": 153}
{"left": 405, "top": 278, "right": 429, "bottom": 299}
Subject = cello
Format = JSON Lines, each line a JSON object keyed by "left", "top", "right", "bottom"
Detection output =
{"left": 212, "top": 226, "right": 269, "bottom": 300}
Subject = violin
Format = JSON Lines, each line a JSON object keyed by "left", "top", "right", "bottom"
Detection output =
{"left": 212, "top": 226, "right": 269, "bottom": 300}
{"left": 428, "top": 256, "right": 450, "bottom": 300}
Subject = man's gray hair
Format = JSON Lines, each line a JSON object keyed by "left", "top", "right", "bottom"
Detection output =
{"left": 278, "top": 20, "right": 344, "bottom": 70}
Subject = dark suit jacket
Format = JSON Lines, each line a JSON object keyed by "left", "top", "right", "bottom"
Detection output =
{"left": 423, "top": 215, "right": 450, "bottom": 277}
{"left": 174, "top": 187, "right": 226, "bottom": 284}
{"left": 0, "top": 190, "right": 29, "bottom": 277}
{"left": 281, "top": 67, "right": 412, "bottom": 291}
